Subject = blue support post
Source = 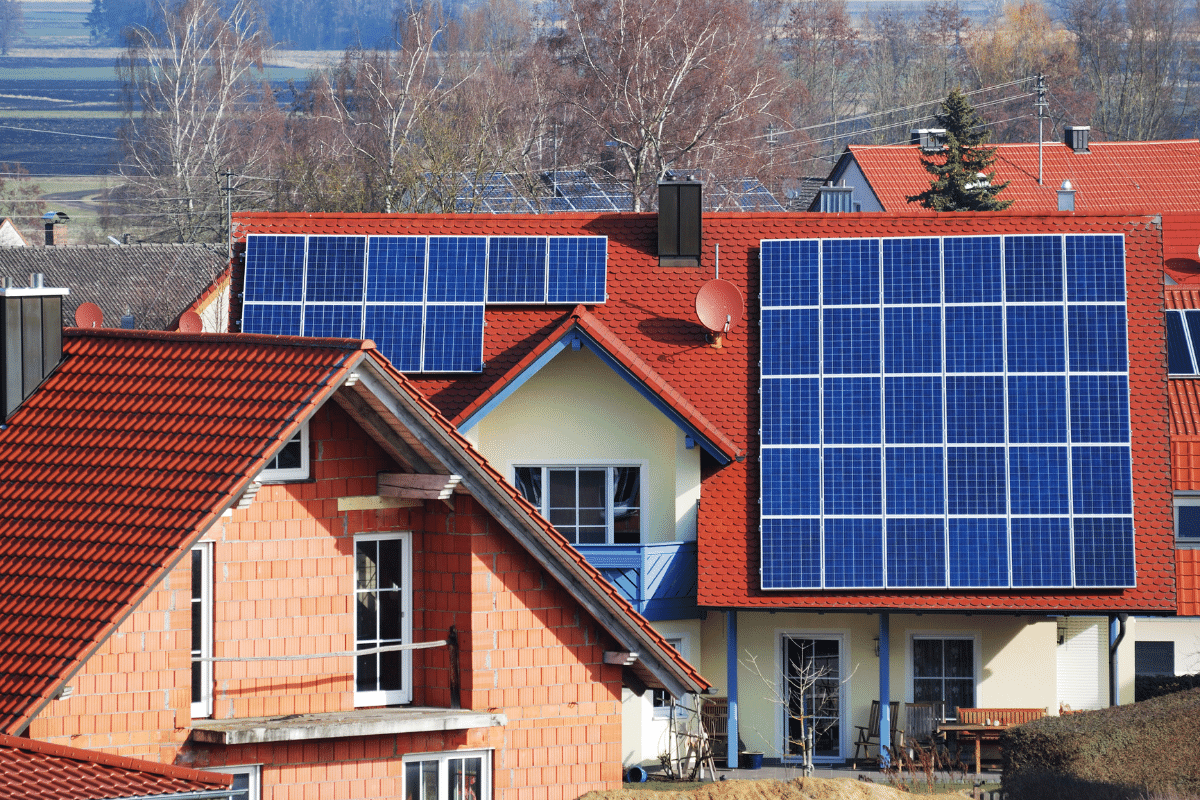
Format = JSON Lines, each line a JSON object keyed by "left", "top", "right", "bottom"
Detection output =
{"left": 878, "top": 613, "right": 891, "bottom": 767}
{"left": 727, "top": 610, "right": 739, "bottom": 770}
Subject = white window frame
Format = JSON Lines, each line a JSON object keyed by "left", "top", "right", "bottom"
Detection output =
{"left": 652, "top": 636, "right": 689, "bottom": 719}
{"left": 907, "top": 632, "right": 980, "bottom": 718}
{"left": 258, "top": 421, "right": 309, "bottom": 482}
{"left": 1174, "top": 494, "right": 1200, "bottom": 548}
{"left": 402, "top": 750, "right": 491, "bottom": 800}
{"left": 776, "top": 629, "right": 848, "bottom": 763}
{"left": 354, "top": 532, "right": 413, "bottom": 707}
{"left": 212, "top": 764, "right": 261, "bottom": 800}
{"left": 512, "top": 461, "right": 647, "bottom": 545}
{"left": 190, "top": 542, "right": 213, "bottom": 719}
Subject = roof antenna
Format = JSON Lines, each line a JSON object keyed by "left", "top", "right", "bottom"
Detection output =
{"left": 715, "top": 243, "right": 720, "bottom": 280}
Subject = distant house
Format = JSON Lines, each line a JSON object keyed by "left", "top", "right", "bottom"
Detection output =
{"left": 0, "top": 243, "right": 229, "bottom": 331}
{"left": 814, "top": 128, "right": 1200, "bottom": 215}
{"left": 0, "top": 218, "right": 28, "bottom": 247}
{"left": 0, "top": 284, "right": 708, "bottom": 799}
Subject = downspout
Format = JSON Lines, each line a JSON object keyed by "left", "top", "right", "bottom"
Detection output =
{"left": 1109, "top": 613, "right": 1129, "bottom": 706}
{"left": 726, "top": 610, "right": 739, "bottom": 770}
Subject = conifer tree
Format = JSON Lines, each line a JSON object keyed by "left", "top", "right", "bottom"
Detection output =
{"left": 907, "top": 89, "right": 1012, "bottom": 211}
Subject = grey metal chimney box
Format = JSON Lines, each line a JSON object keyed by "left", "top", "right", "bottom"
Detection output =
{"left": 1064, "top": 126, "right": 1090, "bottom": 153}
{"left": 658, "top": 177, "right": 702, "bottom": 268}
{"left": 1058, "top": 179, "right": 1076, "bottom": 211}
{"left": 910, "top": 129, "right": 947, "bottom": 152}
{"left": 1, "top": 279, "right": 68, "bottom": 420}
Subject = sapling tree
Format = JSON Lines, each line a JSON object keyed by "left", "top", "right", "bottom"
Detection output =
{"left": 907, "top": 89, "right": 1013, "bottom": 211}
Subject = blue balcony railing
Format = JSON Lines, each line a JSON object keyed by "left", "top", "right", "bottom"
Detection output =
{"left": 574, "top": 541, "right": 698, "bottom": 621}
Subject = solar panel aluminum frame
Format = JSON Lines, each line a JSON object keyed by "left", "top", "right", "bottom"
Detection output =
{"left": 758, "top": 233, "right": 1135, "bottom": 592}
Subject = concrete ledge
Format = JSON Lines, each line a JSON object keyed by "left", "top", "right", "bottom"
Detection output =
{"left": 191, "top": 707, "right": 506, "bottom": 745}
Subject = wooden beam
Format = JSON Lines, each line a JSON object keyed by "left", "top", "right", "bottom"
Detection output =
{"left": 377, "top": 472, "right": 462, "bottom": 500}
{"left": 337, "top": 496, "right": 422, "bottom": 512}
{"left": 335, "top": 389, "right": 434, "bottom": 473}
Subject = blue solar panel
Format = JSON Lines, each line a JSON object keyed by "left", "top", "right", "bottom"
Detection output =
{"left": 487, "top": 237, "right": 546, "bottom": 303}
{"left": 364, "top": 305, "right": 424, "bottom": 372}
{"left": 423, "top": 305, "right": 484, "bottom": 372}
{"left": 548, "top": 237, "right": 606, "bottom": 303}
{"left": 242, "top": 233, "right": 608, "bottom": 373}
{"left": 759, "top": 233, "right": 1134, "bottom": 590}
{"left": 888, "top": 518, "right": 946, "bottom": 588}
{"left": 242, "top": 303, "right": 300, "bottom": 336}
{"left": 245, "top": 235, "right": 305, "bottom": 302}
{"left": 429, "top": 237, "right": 486, "bottom": 303}
{"left": 367, "top": 237, "right": 426, "bottom": 303}
{"left": 303, "top": 304, "right": 362, "bottom": 339}
{"left": 305, "top": 236, "right": 365, "bottom": 303}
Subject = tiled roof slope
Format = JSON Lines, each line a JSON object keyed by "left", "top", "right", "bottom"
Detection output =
{"left": 0, "top": 330, "right": 365, "bottom": 734}
{"left": 234, "top": 212, "right": 1174, "bottom": 613}
{"left": 1161, "top": 214, "right": 1200, "bottom": 283}
{"left": 847, "top": 140, "right": 1200, "bottom": 214}
{"left": 0, "top": 244, "right": 227, "bottom": 331}
{"left": 0, "top": 732, "right": 232, "bottom": 800}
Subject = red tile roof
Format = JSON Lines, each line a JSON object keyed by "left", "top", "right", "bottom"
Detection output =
{"left": 845, "top": 140, "right": 1200, "bottom": 215}
{"left": 0, "top": 324, "right": 709, "bottom": 726}
{"left": 0, "top": 330, "right": 367, "bottom": 734}
{"left": 0, "top": 732, "right": 232, "bottom": 800}
{"left": 234, "top": 211, "right": 1175, "bottom": 614}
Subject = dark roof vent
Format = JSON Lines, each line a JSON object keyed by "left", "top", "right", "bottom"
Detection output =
{"left": 1, "top": 274, "right": 68, "bottom": 420}
{"left": 911, "top": 129, "right": 947, "bottom": 152}
{"left": 1064, "top": 126, "right": 1090, "bottom": 153}
{"left": 658, "top": 176, "right": 702, "bottom": 268}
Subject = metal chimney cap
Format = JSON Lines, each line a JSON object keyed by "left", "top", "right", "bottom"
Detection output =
{"left": 1061, "top": 180, "right": 1073, "bottom": 191}
{"left": 41, "top": 211, "right": 69, "bottom": 223}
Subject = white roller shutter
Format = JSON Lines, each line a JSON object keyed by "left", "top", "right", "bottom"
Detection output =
{"left": 1056, "top": 617, "right": 1107, "bottom": 712}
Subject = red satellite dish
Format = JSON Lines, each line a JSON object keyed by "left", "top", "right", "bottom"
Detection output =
{"left": 178, "top": 310, "right": 203, "bottom": 333}
{"left": 695, "top": 279, "right": 744, "bottom": 348}
{"left": 74, "top": 302, "right": 104, "bottom": 329}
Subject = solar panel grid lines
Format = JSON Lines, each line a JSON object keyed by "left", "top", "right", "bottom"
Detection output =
{"left": 242, "top": 232, "right": 607, "bottom": 373}
{"left": 758, "top": 232, "right": 1135, "bottom": 592}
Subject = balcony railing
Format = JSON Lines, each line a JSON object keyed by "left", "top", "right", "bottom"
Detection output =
{"left": 574, "top": 541, "right": 698, "bottom": 621}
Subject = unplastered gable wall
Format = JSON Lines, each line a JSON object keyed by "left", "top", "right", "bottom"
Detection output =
{"left": 473, "top": 346, "right": 701, "bottom": 544}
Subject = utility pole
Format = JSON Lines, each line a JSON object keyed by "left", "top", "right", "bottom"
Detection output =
{"left": 1036, "top": 73, "right": 1047, "bottom": 186}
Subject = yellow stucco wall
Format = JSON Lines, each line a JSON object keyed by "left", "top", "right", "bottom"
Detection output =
{"left": 698, "top": 611, "right": 1057, "bottom": 761}
{"left": 470, "top": 346, "right": 701, "bottom": 544}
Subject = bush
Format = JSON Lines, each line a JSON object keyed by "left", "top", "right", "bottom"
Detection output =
{"left": 1137, "top": 673, "right": 1200, "bottom": 702}
{"left": 1003, "top": 688, "right": 1200, "bottom": 800}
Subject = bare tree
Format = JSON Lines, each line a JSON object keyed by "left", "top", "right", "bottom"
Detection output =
{"left": 117, "top": 0, "right": 278, "bottom": 243}
{"left": 546, "top": 0, "right": 785, "bottom": 211}
{"left": 1059, "top": 0, "right": 1197, "bottom": 140}
{"left": 784, "top": 0, "right": 864, "bottom": 159}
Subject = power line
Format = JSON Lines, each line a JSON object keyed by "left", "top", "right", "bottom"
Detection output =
{"left": 0, "top": 123, "right": 121, "bottom": 141}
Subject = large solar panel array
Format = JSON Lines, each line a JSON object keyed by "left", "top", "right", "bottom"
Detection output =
{"left": 760, "top": 234, "right": 1135, "bottom": 590}
{"left": 242, "top": 234, "right": 607, "bottom": 372}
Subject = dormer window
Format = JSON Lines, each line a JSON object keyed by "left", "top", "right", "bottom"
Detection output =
{"left": 259, "top": 422, "right": 309, "bottom": 482}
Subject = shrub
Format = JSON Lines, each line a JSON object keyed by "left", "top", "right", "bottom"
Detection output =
{"left": 1003, "top": 688, "right": 1200, "bottom": 800}
{"left": 1137, "top": 674, "right": 1200, "bottom": 702}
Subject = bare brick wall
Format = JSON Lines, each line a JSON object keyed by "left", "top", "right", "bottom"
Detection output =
{"left": 30, "top": 402, "right": 625, "bottom": 798}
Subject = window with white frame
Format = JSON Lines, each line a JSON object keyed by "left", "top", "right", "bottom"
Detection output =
{"left": 213, "top": 765, "right": 260, "bottom": 800}
{"left": 190, "top": 542, "right": 212, "bottom": 718}
{"left": 259, "top": 422, "right": 309, "bottom": 482}
{"left": 513, "top": 465, "right": 642, "bottom": 544}
{"left": 355, "top": 532, "right": 412, "bottom": 706}
{"left": 912, "top": 636, "right": 975, "bottom": 719}
{"left": 1175, "top": 495, "right": 1200, "bottom": 548}
{"left": 652, "top": 637, "right": 688, "bottom": 718}
{"left": 403, "top": 750, "right": 490, "bottom": 800}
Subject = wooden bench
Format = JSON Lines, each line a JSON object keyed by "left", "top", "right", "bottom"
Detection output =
{"left": 956, "top": 707, "right": 1046, "bottom": 726}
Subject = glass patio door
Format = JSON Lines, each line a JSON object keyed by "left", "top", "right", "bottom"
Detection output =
{"left": 783, "top": 636, "right": 842, "bottom": 760}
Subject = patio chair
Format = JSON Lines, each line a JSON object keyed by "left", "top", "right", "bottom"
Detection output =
{"left": 852, "top": 699, "right": 899, "bottom": 767}
{"left": 700, "top": 697, "right": 729, "bottom": 765}
{"left": 901, "top": 701, "right": 946, "bottom": 752}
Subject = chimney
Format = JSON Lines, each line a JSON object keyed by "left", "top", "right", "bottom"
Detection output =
{"left": 817, "top": 181, "right": 854, "bottom": 213}
{"left": 1064, "top": 126, "right": 1090, "bottom": 153}
{"left": 1, "top": 273, "right": 68, "bottom": 420}
{"left": 1058, "top": 179, "right": 1076, "bottom": 211}
{"left": 42, "top": 211, "right": 70, "bottom": 246}
{"left": 911, "top": 129, "right": 947, "bottom": 152}
{"left": 658, "top": 175, "right": 702, "bottom": 268}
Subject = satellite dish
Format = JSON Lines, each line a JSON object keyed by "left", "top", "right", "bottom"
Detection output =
{"left": 178, "top": 310, "right": 203, "bottom": 333}
{"left": 695, "top": 279, "right": 744, "bottom": 348}
{"left": 74, "top": 302, "right": 104, "bottom": 329}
